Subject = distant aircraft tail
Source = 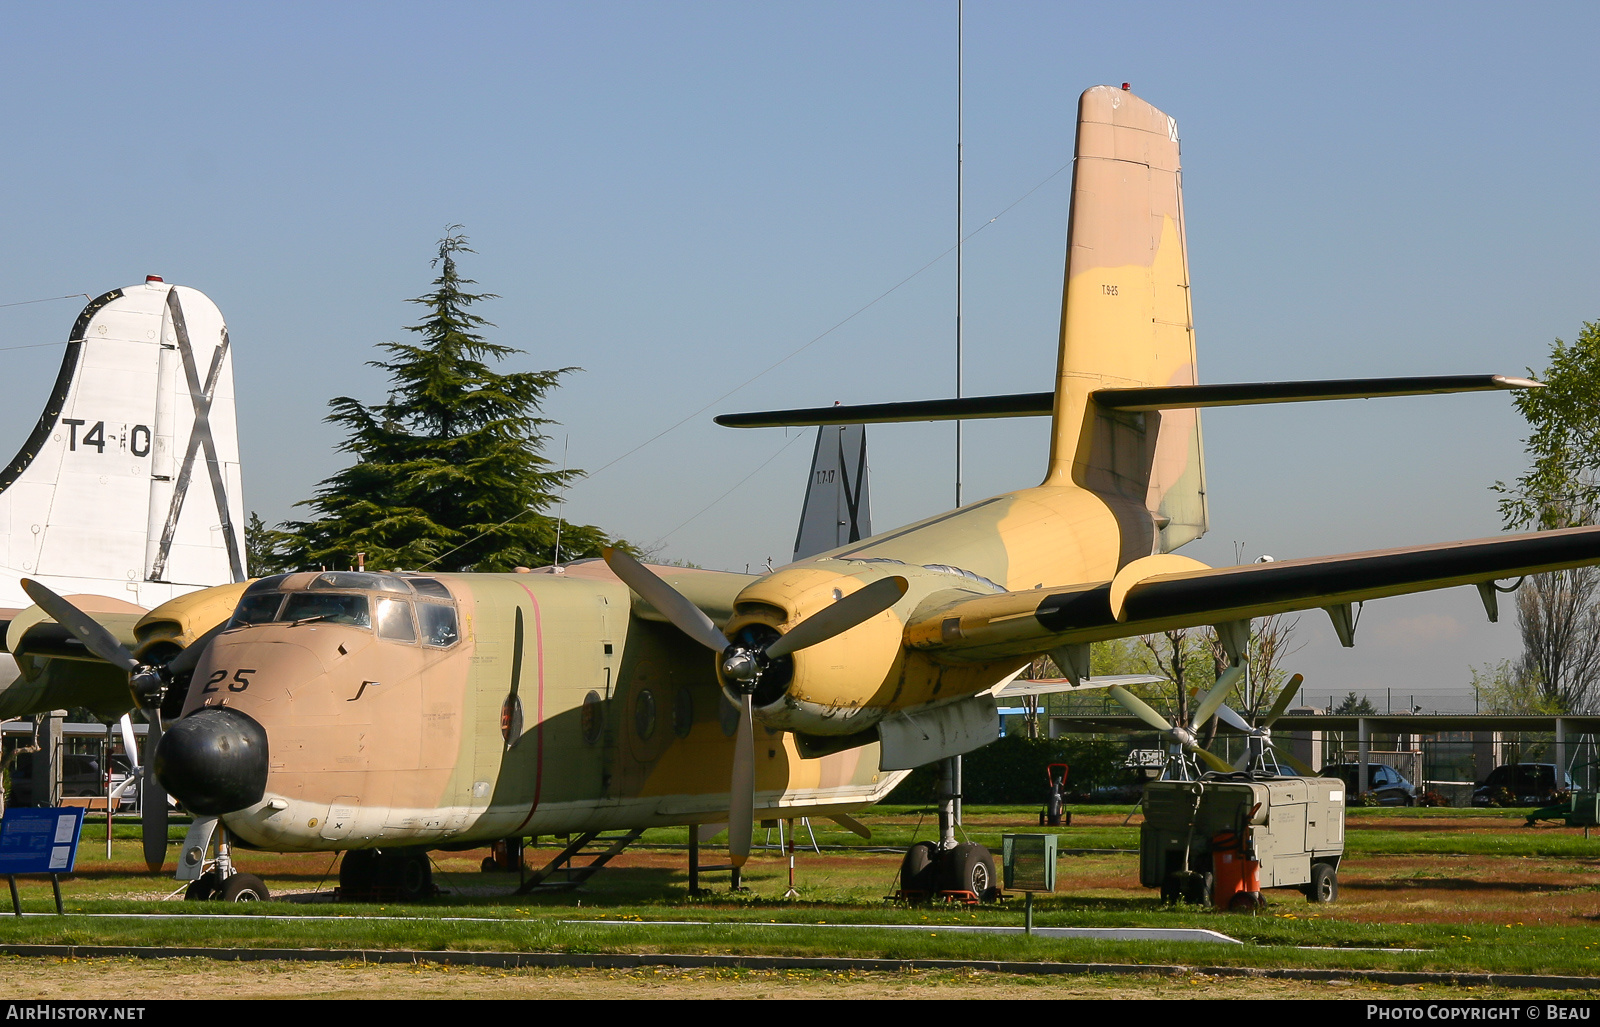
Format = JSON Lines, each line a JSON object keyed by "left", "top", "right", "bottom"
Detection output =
{"left": 0, "top": 278, "right": 246, "bottom": 609}
{"left": 792, "top": 423, "right": 871, "bottom": 562}
{"left": 1043, "top": 85, "right": 1208, "bottom": 559}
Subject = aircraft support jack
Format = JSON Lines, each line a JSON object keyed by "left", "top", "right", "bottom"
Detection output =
{"left": 686, "top": 827, "right": 743, "bottom": 895}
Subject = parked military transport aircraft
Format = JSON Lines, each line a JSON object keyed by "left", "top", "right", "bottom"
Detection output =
{"left": 10, "top": 86, "right": 1600, "bottom": 903}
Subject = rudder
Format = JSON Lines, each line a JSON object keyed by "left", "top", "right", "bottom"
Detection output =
{"left": 1043, "top": 86, "right": 1207, "bottom": 560}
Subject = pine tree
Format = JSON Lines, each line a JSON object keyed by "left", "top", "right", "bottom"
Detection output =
{"left": 278, "top": 227, "right": 628, "bottom": 572}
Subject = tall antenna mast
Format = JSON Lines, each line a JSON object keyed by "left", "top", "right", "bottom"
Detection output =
{"left": 955, "top": 0, "right": 964, "bottom": 509}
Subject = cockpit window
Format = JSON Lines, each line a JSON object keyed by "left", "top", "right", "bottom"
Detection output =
{"left": 242, "top": 574, "right": 291, "bottom": 597}
{"left": 309, "top": 571, "right": 412, "bottom": 594}
{"left": 402, "top": 576, "right": 453, "bottom": 599}
{"left": 417, "top": 602, "right": 459, "bottom": 648}
{"left": 230, "top": 593, "right": 285, "bottom": 627}
{"left": 280, "top": 592, "right": 371, "bottom": 628}
{"left": 375, "top": 597, "right": 418, "bottom": 642}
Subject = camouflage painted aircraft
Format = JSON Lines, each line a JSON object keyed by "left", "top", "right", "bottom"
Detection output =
{"left": 12, "top": 85, "right": 1600, "bottom": 902}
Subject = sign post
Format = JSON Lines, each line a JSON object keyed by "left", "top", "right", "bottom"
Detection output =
{"left": 0, "top": 808, "right": 86, "bottom": 915}
{"left": 1002, "top": 833, "right": 1057, "bottom": 935}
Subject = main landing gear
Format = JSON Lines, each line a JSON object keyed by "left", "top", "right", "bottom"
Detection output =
{"left": 338, "top": 847, "right": 436, "bottom": 902}
{"left": 897, "top": 756, "right": 999, "bottom": 904}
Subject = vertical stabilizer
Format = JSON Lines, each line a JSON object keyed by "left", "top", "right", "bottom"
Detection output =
{"left": 1043, "top": 86, "right": 1207, "bottom": 560}
{"left": 0, "top": 280, "right": 245, "bottom": 609}
{"left": 793, "top": 423, "right": 871, "bottom": 561}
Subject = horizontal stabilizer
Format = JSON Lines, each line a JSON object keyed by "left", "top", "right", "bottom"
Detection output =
{"left": 906, "top": 525, "right": 1600, "bottom": 662}
{"left": 1093, "top": 374, "right": 1540, "bottom": 411}
{"left": 717, "top": 393, "right": 1053, "bottom": 428}
{"left": 716, "top": 375, "right": 1537, "bottom": 427}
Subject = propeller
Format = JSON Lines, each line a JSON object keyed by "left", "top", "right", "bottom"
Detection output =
{"left": 603, "top": 549, "right": 907, "bottom": 867}
{"left": 1222, "top": 673, "right": 1316, "bottom": 776}
{"left": 1108, "top": 662, "right": 1246, "bottom": 775}
{"left": 20, "top": 578, "right": 222, "bottom": 870}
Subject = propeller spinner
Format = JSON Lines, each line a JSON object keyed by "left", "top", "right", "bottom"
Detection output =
{"left": 603, "top": 549, "right": 907, "bottom": 868}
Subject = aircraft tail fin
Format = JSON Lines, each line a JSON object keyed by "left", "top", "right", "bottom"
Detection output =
{"left": 793, "top": 423, "right": 871, "bottom": 561}
{"left": 0, "top": 279, "right": 246, "bottom": 608}
{"left": 1044, "top": 85, "right": 1207, "bottom": 560}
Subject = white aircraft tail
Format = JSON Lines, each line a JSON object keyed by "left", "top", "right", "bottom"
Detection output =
{"left": 0, "top": 278, "right": 245, "bottom": 609}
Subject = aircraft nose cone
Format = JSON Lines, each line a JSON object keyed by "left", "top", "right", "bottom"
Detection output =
{"left": 153, "top": 707, "right": 269, "bottom": 816}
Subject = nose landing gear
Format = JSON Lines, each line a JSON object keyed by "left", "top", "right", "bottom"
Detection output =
{"left": 177, "top": 819, "right": 272, "bottom": 902}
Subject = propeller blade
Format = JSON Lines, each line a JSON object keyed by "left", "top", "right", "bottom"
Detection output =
{"left": 164, "top": 621, "right": 230, "bottom": 677}
{"left": 1213, "top": 703, "right": 1254, "bottom": 735}
{"left": 118, "top": 715, "right": 140, "bottom": 773}
{"left": 1192, "top": 745, "right": 1236, "bottom": 774}
{"left": 1261, "top": 673, "right": 1305, "bottom": 728}
{"left": 729, "top": 694, "right": 755, "bottom": 869}
{"left": 1271, "top": 744, "right": 1316, "bottom": 777}
{"left": 764, "top": 576, "right": 908, "bottom": 660}
{"left": 142, "top": 720, "right": 169, "bottom": 872}
{"left": 1189, "top": 663, "right": 1246, "bottom": 733}
{"left": 1109, "top": 685, "right": 1176, "bottom": 734}
{"left": 603, "top": 548, "right": 730, "bottom": 653}
{"left": 20, "top": 579, "right": 138, "bottom": 672}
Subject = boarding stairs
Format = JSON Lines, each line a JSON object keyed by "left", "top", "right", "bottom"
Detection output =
{"left": 516, "top": 828, "right": 645, "bottom": 893}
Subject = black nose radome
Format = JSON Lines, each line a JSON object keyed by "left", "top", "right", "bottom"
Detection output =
{"left": 153, "top": 707, "right": 269, "bottom": 816}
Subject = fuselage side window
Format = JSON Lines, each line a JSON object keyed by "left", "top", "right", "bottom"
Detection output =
{"left": 376, "top": 597, "right": 418, "bottom": 643}
{"left": 281, "top": 592, "right": 372, "bottom": 628}
{"left": 417, "top": 602, "right": 459, "bottom": 648}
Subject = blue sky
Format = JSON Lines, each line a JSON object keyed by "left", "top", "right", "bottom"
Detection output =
{"left": 1, "top": 2, "right": 1596, "bottom": 698}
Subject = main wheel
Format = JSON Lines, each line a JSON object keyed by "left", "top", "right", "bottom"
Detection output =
{"left": 1159, "top": 875, "right": 1182, "bottom": 905}
{"left": 217, "top": 872, "right": 270, "bottom": 902}
{"left": 376, "top": 848, "right": 434, "bottom": 901}
{"left": 900, "top": 840, "right": 938, "bottom": 894}
{"left": 184, "top": 869, "right": 222, "bottom": 901}
{"left": 939, "top": 842, "right": 996, "bottom": 900}
{"left": 339, "top": 849, "right": 380, "bottom": 902}
{"left": 1181, "top": 870, "right": 1214, "bottom": 907}
{"left": 1304, "top": 862, "right": 1338, "bottom": 903}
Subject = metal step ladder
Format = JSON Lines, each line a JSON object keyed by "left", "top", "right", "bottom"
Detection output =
{"left": 516, "top": 828, "right": 645, "bottom": 893}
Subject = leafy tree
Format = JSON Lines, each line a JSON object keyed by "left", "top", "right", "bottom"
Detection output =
{"left": 245, "top": 512, "right": 293, "bottom": 576}
{"left": 278, "top": 228, "right": 630, "bottom": 572}
{"left": 1492, "top": 321, "right": 1600, "bottom": 714}
{"left": 1333, "top": 691, "right": 1376, "bottom": 715}
{"left": 1495, "top": 320, "right": 1600, "bottom": 530}
{"left": 1470, "top": 660, "right": 1563, "bottom": 716}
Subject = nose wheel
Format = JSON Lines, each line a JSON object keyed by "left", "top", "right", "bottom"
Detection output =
{"left": 179, "top": 824, "right": 272, "bottom": 902}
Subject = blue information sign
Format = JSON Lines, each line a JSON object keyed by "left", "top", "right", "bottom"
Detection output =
{"left": 0, "top": 808, "right": 85, "bottom": 875}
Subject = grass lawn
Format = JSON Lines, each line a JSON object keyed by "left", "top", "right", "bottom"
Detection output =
{"left": 4, "top": 803, "right": 1599, "bottom": 990}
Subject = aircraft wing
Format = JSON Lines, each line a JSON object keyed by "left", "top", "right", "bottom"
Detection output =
{"left": 992, "top": 675, "right": 1163, "bottom": 699}
{"left": 906, "top": 525, "right": 1600, "bottom": 662}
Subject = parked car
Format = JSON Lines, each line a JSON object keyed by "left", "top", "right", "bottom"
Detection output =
{"left": 1319, "top": 763, "right": 1419, "bottom": 806}
{"left": 1472, "top": 763, "right": 1574, "bottom": 808}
